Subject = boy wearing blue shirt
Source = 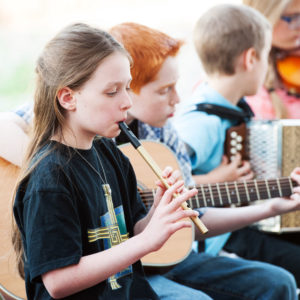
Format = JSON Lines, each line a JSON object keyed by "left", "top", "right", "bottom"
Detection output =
{"left": 175, "top": 3, "right": 300, "bottom": 288}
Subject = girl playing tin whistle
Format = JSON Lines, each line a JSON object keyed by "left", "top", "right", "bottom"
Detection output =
{"left": 12, "top": 23, "right": 198, "bottom": 300}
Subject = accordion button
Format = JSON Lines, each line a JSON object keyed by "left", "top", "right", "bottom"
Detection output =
{"left": 231, "top": 131, "right": 237, "bottom": 138}
{"left": 231, "top": 148, "right": 237, "bottom": 154}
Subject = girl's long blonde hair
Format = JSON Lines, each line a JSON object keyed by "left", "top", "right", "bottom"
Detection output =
{"left": 12, "top": 23, "right": 129, "bottom": 278}
{"left": 243, "top": 0, "right": 292, "bottom": 118}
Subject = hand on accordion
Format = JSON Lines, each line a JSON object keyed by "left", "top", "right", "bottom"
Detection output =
{"left": 208, "top": 153, "right": 254, "bottom": 183}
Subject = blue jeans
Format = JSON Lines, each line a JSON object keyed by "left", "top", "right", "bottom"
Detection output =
{"left": 147, "top": 274, "right": 212, "bottom": 300}
{"left": 147, "top": 251, "right": 297, "bottom": 300}
{"left": 224, "top": 227, "right": 300, "bottom": 288}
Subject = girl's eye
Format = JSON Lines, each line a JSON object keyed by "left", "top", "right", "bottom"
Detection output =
{"left": 106, "top": 86, "right": 131, "bottom": 96}
{"left": 107, "top": 90, "right": 117, "bottom": 96}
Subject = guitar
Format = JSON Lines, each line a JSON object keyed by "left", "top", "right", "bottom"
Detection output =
{"left": 0, "top": 158, "right": 25, "bottom": 300}
{"left": 119, "top": 140, "right": 297, "bottom": 267}
{"left": 0, "top": 144, "right": 297, "bottom": 298}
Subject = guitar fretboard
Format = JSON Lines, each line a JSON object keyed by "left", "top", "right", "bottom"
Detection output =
{"left": 140, "top": 177, "right": 297, "bottom": 209}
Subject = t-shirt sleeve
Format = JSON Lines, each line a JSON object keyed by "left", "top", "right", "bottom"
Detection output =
{"left": 21, "top": 167, "right": 82, "bottom": 282}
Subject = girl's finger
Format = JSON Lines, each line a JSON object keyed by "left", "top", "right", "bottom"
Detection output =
{"left": 167, "top": 207, "right": 199, "bottom": 224}
{"left": 167, "top": 169, "right": 182, "bottom": 186}
{"left": 161, "top": 166, "right": 173, "bottom": 178}
{"left": 167, "top": 219, "right": 194, "bottom": 235}
{"left": 167, "top": 188, "right": 198, "bottom": 212}
{"left": 160, "top": 180, "right": 185, "bottom": 205}
{"left": 177, "top": 184, "right": 185, "bottom": 194}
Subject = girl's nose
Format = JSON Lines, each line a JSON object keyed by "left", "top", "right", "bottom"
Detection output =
{"left": 121, "top": 91, "right": 132, "bottom": 110}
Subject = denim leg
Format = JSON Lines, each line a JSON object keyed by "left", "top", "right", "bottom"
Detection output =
{"left": 164, "top": 251, "right": 297, "bottom": 300}
{"left": 224, "top": 227, "right": 300, "bottom": 287}
{"left": 147, "top": 274, "right": 213, "bottom": 300}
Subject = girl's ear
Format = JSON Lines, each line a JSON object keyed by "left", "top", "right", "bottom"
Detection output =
{"left": 243, "top": 47, "right": 257, "bottom": 71}
{"left": 57, "top": 87, "right": 76, "bottom": 111}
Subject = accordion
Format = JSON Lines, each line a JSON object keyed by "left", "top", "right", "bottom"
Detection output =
{"left": 225, "top": 119, "right": 300, "bottom": 233}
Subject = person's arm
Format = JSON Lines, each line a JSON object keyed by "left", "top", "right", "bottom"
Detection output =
{"left": 42, "top": 176, "right": 198, "bottom": 299}
{"left": 195, "top": 167, "right": 300, "bottom": 240}
{"left": 0, "top": 112, "right": 29, "bottom": 166}
{"left": 42, "top": 231, "right": 155, "bottom": 299}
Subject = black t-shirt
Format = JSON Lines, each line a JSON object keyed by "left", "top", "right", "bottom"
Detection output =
{"left": 13, "top": 138, "right": 159, "bottom": 300}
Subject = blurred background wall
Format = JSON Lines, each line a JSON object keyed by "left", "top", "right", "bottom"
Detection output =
{"left": 0, "top": 0, "right": 241, "bottom": 111}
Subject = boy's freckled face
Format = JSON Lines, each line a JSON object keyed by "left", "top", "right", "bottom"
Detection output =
{"left": 128, "top": 56, "right": 180, "bottom": 128}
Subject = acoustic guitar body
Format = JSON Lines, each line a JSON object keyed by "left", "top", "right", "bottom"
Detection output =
{"left": 0, "top": 158, "right": 25, "bottom": 299}
{"left": 119, "top": 141, "right": 194, "bottom": 267}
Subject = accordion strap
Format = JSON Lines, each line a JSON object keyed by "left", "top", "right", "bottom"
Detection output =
{"left": 194, "top": 99, "right": 254, "bottom": 123}
{"left": 193, "top": 99, "right": 253, "bottom": 161}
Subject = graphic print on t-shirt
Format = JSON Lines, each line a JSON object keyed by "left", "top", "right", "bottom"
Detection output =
{"left": 87, "top": 184, "right": 131, "bottom": 290}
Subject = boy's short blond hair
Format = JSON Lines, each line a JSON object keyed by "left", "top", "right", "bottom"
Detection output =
{"left": 194, "top": 4, "right": 271, "bottom": 75}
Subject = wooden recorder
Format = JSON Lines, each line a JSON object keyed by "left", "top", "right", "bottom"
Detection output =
{"left": 225, "top": 119, "right": 300, "bottom": 233}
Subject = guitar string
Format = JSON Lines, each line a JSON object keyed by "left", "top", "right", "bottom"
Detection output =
{"left": 140, "top": 185, "right": 292, "bottom": 203}
{"left": 139, "top": 178, "right": 293, "bottom": 206}
{"left": 138, "top": 177, "right": 292, "bottom": 198}
{"left": 137, "top": 177, "right": 292, "bottom": 195}
{"left": 139, "top": 185, "right": 292, "bottom": 201}
{"left": 141, "top": 188, "right": 290, "bottom": 207}
{"left": 142, "top": 177, "right": 293, "bottom": 191}
{"left": 150, "top": 178, "right": 291, "bottom": 192}
{"left": 139, "top": 183, "right": 293, "bottom": 201}
{"left": 141, "top": 192, "right": 286, "bottom": 205}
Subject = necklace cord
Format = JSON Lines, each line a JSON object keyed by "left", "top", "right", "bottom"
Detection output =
{"left": 74, "top": 146, "right": 108, "bottom": 184}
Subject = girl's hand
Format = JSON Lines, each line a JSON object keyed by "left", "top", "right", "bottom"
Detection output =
{"left": 153, "top": 166, "right": 183, "bottom": 208}
{"left": 142, "top": 180, "right": 198, "bottom": 253}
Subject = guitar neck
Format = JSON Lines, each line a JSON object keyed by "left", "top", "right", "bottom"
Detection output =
{"left": 141, "top": 177, "right": 297, "bottom": 209}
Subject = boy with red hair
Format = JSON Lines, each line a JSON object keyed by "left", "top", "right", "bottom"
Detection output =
{"left": 110, "top": 21, "right": 299, "bottom": 300}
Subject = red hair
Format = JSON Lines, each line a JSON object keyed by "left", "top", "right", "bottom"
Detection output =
{"left": 110, "top": 22, "right": 183, "bottom": 93}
